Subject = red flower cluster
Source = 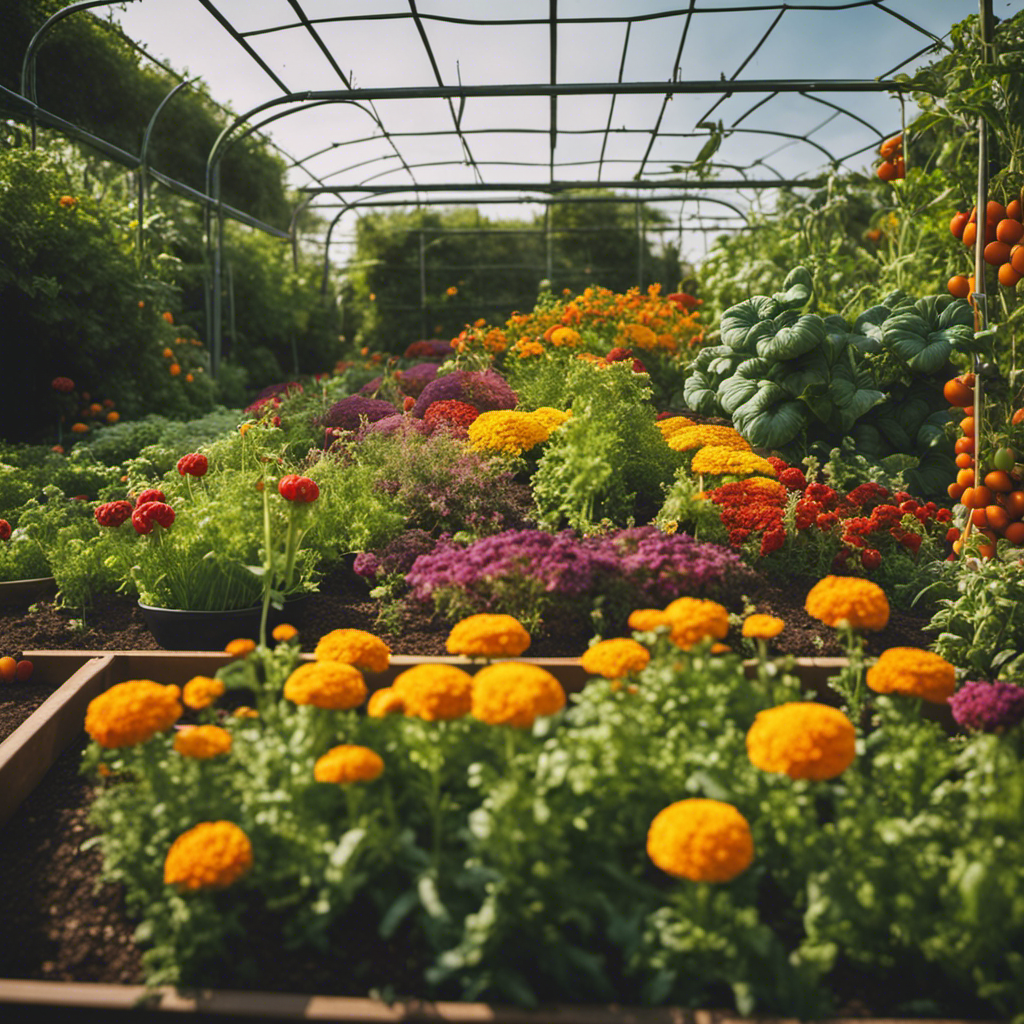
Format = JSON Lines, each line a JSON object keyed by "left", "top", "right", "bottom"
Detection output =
{"left": 94, "top": 501, "right": 133, "bottom": 528}
{"left": 0, "top": 519, "right": 11, "bottom": 541}
{"left": 177, "top": 453, "right": 209, "bottom": 478}
{"left": 278, "top": 475, "right": 319, "bottom": 503}
{"left": 51, "top": 377, "right": 75, "bottom": 393}
{"left": 423, "top": 399, "right": 479, "bottom": 430}
{"left": 135, "top": 488, "right": 166, "bottom": 507}
{"left": 132, "top": 502, "right": 175, "bottom": 535}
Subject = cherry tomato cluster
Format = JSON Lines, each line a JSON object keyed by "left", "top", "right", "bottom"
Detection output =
{"left": 944, "top": 373, "right": 1024, "bottom": 556}
{"left": 875, "top": 134, "right": 904, "bottom": 182}
{"left": 948, "top": 196, "right": 1024, "bottom": 297}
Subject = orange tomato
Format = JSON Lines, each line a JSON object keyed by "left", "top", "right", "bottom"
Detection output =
{"left": 950, "top": 211, "right": 969, "bottom": 239}
{"left": 985, "top": 505, "right": 1010, "bottom": 533}
{"left": 987, "top": 200, "right": 1008, "bottom": 225}
{"left": 1008, "top": 199, "right": 1023, "bottom": 221}
{"left": 1004, "top": 521, "right": 1024, "bottom": 545}
{"left": 956, "top": 467, "right": 975, "bottom": 488}
{"left": 985, "top": 469, "right": 1014, "bottom": 493}
{"left": 879, "top": 133, "right": 903, "bottom": 158}
{"left": 955, "top": 435, "right": 976, "bottom": 456}
{"left": 943, "top": 375, "right": 974, "bottom": 406}
{"left": 947, "top": 481, "right": 965, "bottom": 501}
{"left": 955, "top": 452, "right": 974, "bottom": 469}
{"left": 960, "top": 415, "right": 976, "bottom": 436}
{"left": 997, "top": 218, "right": 1024, "bottom": 245}
{"left": 1013, "top": 408, "right": 1024, "bottom": 427}
{"left": 970, "top": 507, "right": 989, "bottom": 528}
{"left": 962, "top": 221, "right": 977, "bottom": 247}
{"left": 985, "top": 240, "right": 1012, "bottom": 266}
{"left": 965, "top": 485, "right": 993, "bottom": 509}
{"left": 1012, "top": 245, "right": 1024, "bottom": 275}
{"left": 1005, "top": 490, "right": 1024, "bottom": 519}
{"left": 999, "top": 263, "right": 1022, "bottom": 288}
{"left": 877, "top": 160, "right": 897, "bottom": 182}
{"left": 947, "top": 275, "right": 971, "bottom": 299}
{"left": 0, "top": 656, "right": 16, "bottom": 684}
{"left": 978, "top": 539, "right": 998, "bottom": 559}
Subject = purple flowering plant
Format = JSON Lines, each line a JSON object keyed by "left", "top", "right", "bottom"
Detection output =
{"left": 950, "top": 681, "right": 1024, "bottom": 733}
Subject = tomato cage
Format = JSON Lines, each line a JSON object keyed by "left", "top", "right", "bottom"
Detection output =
{"left": 1, "top": 0, "right": 996, "bottom": 389}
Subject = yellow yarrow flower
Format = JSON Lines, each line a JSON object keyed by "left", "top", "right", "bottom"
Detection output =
{"left": 746, "top": 703, "right": 856, "bottom": 780}
{"left": 646, "top": 799, "right": 754, "bottom": 882}
{"left": 284, "top": 662, "right": 367, "bottom": 710}
{"left": 580, "top": 638, "right": 650, "bottom": 678}
{"left": 182, "top": 675, "right": 225, "bottom": 711}
{"left": 314, "top": 744, "right": 384, "bottom": 784}
{"left": 805, "top": 576, "right": 890, "bottom": 632}
{"left": 314, "top": 629, "right": 391, "bottom": 673}
{"left": 471, "top": 663, "right": 565, "bottom": 729}
{"left": 164, "top": 821, "right": 253, "bottom": 891}
{"left": 85, "top": 680, "right": 182, "bottom": 749}
{"left": 662, "top": 597, "right": 730, "bottom": 650}
{"left": 655, "top": 416, "right": 697, "bottom": 440}
{"left": 529, "top": 406, "right": 572, "bottom": 431}
{"left": 393, "top": 664, "right": 474, "bottom": 720}
{"left": 173, "top": 725, "right": 233, "bottom": 760}
{"left": 446, "top": 613, "right": 531, "bottom": 658}
{"left": 689, "top": 446, "right": 777, "bottom": 478}
{"left": 866, "top": 647, "right": 956, "bottom": 705}
{"left": 665, "top": 425, "right": 750, "bottom": 453}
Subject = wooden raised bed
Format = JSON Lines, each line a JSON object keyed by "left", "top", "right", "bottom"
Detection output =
{"left": 0, "top": 652, "right": 968, "bottom": 1024}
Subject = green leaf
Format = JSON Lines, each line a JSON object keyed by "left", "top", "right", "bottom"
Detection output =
{"left": 733, "top": 384, "right": 808, "bottom": 449}
{"left": 772, "top": 266, "right": 813, "bottom": 311}
{"left": 756, "top": 315, "right": 826, "bottom": 361}
{"left": 720, "top": 295, "right": 779, "bottom": 351}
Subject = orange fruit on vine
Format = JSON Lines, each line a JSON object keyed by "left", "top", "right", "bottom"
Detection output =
{"left": 943, "top": 375, "right": 974, "bottom": 406}
{"left": 879, "top": 134, "right": 903, "bottom": 158}
{"left": 985, "top": 505, "right": 1009, "bottom": 533}
{"left": 947, "top": 275, "right": 971, "bottom": 299}
{"left": 1005, "top": 490, "right": 1024, "bottom": 519}
{"left": 1007, "top": 198, "right": 1023, "bottom": 221}
{"left": 950, "top": 211, "right": 969, "bottom": 239}
{"left": 0, "top": 657, "right": 16, "bottom": 684}
{"left": 962, "top": 222, "right": 977, "bottom": 247}
{"left": 956, "top": 467, "right": 975, "bottom": 488}
{"left": 971, "top": 507, "right": 989, "bottom": 528}
{"left": 1005, "top": 521, "right": 1024, "bottom": 545}
{"left": 985, "top": 240, "right": 1012, "bottom": 266}
{"left": 954, "top": 435, "right": 976, "bottom": 456}
{"left": 987, "top": 200, "right": 1008, "bottom": 224}
{"left": 999, "top": 263, "right": 1022, "bottom": 288}
{"left": 955, "top": 452, "right": 974, "bottom": 470}
{"left": 997, "top": 218, "right": 1024, "bottom": 245}
{"left": 877, "top": 160, "right": 897, "bottom": 182}
{"left": 1012, "top": 407, "right": 1024, "bottom": 426}
{"left": 948, "top": 481, "right": 965, "bottom": 501}
{"left": 960, "top": 415, "right": 975, "bottom": 435}
{"left": 985, "top": 469, "right": 1014, "bottom": 493}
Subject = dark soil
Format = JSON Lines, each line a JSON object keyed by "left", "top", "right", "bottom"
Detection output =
{"left": 0, "top": 563, "right": 943, "bottom": 1014}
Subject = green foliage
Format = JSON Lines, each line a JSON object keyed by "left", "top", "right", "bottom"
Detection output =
{"left": 532, "top": 362, "right": 682, "bottom": 532}
{"left": 0, "top": 443, "right": 123, "bottom": 515}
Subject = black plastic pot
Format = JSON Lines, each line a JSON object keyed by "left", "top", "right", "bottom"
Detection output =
{"left": 137, "top": 596, "right": 310, "bottom": 651}
{"left": 0, "top": 577, "right": 57, "bottom": 608}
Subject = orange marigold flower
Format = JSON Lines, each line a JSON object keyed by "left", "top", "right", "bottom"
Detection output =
{"left": 549, "top": 326, "right": 581, "bottom": 347}
{"left": 164, "top": 821, "right": 252, "bottom": 890}
{"left": 182, "top": 675, "right": 225, "bottom": 710}
{"left": 272, "top": 623, "right": 298, "bottom": 643}
{"left": 393, "top": 663, "right": 474, "bottom": 720}
{"left": 655, "top": 416, "right": 697, "bottom": 440}
{"left": 284, "top": 661, "right": 367, "bottom": 710}
{"left": 628, "top": 608, "right": 670, "bottom": 631}
{"left": 70, "top": 422, "right": 89, "bottom": 433}
{"left": 224, "top": 638, "right": 257, "bottom": 657}
{"left": 85, "top": 680, "right": 182, "bottom": 748}
{"left": 866, "top": 647, "right": 956, "bottom": 704}
{"left": 173, "top": 724, "right": 233, "bottom": 759}
{"left": 746, "top": 703, "right": 856, "bottom": 780}
{"left": 741, "top": 615, "right": 784, "bottom": 640}
{"left": 447, "top": 613, "right": 531, "bottom": 658}
{"left": 58, "top": 195, "right": 77, "bottom": 209}
{"left": 185, "top": 373, "right": 194, "bottom": 383}
{"left": 314, "top": 744, "right": 384, "bottom": 784}
{"left": 662, "top": 597, "right": 730, "bottom": 650}
{"left": 367, "top": 687, "right": 405, "bottom": 717}
{"left": 646, "top": 799, "right": 754, "bottom": 882}
{"left": 805, "top": 576, "right": 889, "bottom": 632}
{"left": 314, "top": 628, "right": 391, "bottom": 673}
{"left": 471, "top": 663, "right": 565, "bottom": 728}
{"left": 232, "top": 706, "right": 259, "bottom": 719}
{"left": 162, "top": 312, "right": 174, "bottom": 324}
{"left": 618, "top": 323, "right": 658, "bottom": 351}
{"left": 106, "top": 411, "right": 120, "bottom": 423}
{"left": 581, "top": 638, "right": 650, "bottom": 678}
{"left": 169, "top": 363, "right": 181, "bottom": 376}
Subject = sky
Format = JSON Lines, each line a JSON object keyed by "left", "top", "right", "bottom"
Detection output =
{"left": 107, "top": 0, "right": 1004, "bottom": 266}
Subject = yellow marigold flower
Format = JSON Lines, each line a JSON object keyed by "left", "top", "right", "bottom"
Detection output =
{"left": 393, "top": 664, "right": 474, "bottom": 720}
{"left": 367, "top": 687, "right": 405, "bottom": 717}
{"left": 314, "top": 628, "right": 391, "bottom": 673}
{"left": 447, "top": 613, "right": 531, "bottom": 658}
{"left": 224, "top": 638, "right": 257, "bottom": 657}
{"left": 805, "top": 576, "right": 889, "bottom": 632}
{"left": 471, "top": 663, "right": 566, "bottom": 728}
{"left": 628, "top": 608, "right": 670, "bottom": 631}
{"left": 58, "top": 195, "right": 77, "bottom": 209}
{"left": 690, "top": 446, "right": 777, "bottom": 478}
{"left": 646, "top": 799, "right": 754, "bottom": 882}
{"left": 663, "top": 597, "right": 730, "bottom": 650}
{"left": 549, "top": 326, "right": 581, "bottom": 347}
{"left": 468, "top": 410, "right": 551, "bottom": 456}
{"left": 85, "top": 680, "right": 182, "bottom": 749}
{"left": 665, "top": 425, "right": 750, "bottom": 453}
{"left": 271, "top": 623, "right": 298, "bottom": 643}
{"left": 866, "top": 647, "right": 956, "bottom": 704}
{"left": 581, "top": 638, "right": 650, "bottom": 678}
{"left": 314, "top": 744, "right": 384, "bottom": 784}
{"left": 742, "top": 615, "right": 784, "bottom": 640}
{"left": 529, "top": 406, "right": 571, "bottom": 431}
{"left": 746, "top": 703, "right": 856, "bottom": 780}
{"left": 173, "top": 724, "right": 232, "bottom": 760}
{"left": 661, "top": 520, "right": 679, "bottom": 535}
{"left": 232, "top": 706, "right": 259, "bottom": 719}
{"left": 182, "top": 675, "right": 225, "bottom": 711}
{"left": 284, "top": 661, "right": 367, "bottom": 710}
{"left": 618, "top": 323, "right": 658, "bottom": 350}
{"left": 656, "top": 416, "right": 697, "bottom": 440}
{"left": 164, "top": 821, "right": 252, "bottom": 891}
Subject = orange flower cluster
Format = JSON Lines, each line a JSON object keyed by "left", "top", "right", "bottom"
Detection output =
{"left": 646, "top": 799, "right": 754, "bottom": 882}
{"left": 164, "top": 821, "right": 253, "bottom": 890}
